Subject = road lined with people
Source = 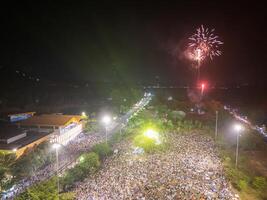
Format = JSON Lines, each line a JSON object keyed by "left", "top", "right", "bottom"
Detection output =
{"left": 2, "top": 94, "right": 152, "bottom": 199}
{"left": 224, "top": 105, "right": 267, "bottom": 140}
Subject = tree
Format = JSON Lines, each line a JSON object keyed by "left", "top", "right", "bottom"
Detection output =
{"left": 252, "top": 177, "right": 267, "bottom": 191}
{"left": 61, "top": 153, "right": 100, "bottom": 190}
{"left": 91, "top": 143, "right": 112, "bottom": 160}
{"left": 79, "top": 152, "right": 100, "bottom": 173}
{"left": 0, "top": 152, "right": 16, "bottom": 167}
{"left": 0, "top": 152, "right": 16, "bottom": 192}
{"left": 170, "top": 110, "right": 186, "bottom": 121}
{"left": 134, "top": 134, "right": 157, "bottom": 153}
{"left": 11, "top": 142, "right": 54, "bottom": 179}
{"left": 0, "top": 166, "right": 7, "bottom": 192}
{"left": 15, "top": 178, "right": 58, "bottom": 200}
{"left": 59, "top": 192, "right": 75, "bottom": 200}
{"left": 61, "top": 166, "right": 85, "bottom": 190}
{"left": 84, "top": 121, "right": 99, "bottom": 134}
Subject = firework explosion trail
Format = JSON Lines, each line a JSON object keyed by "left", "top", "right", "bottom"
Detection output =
{"left": 188, "top": 25, "right": 223, "bottom": 63}
{"left": 186, "top": 25, "right": 223, "bottom": 83}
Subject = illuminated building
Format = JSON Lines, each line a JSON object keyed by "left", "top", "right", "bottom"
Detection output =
{"left": 17, "top": 114, "right": 84, "bottom": 145}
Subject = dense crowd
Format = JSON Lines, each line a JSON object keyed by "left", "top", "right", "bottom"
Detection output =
{"left": 75, "top": 133, "right": 239, "bottom": 200}
{"left": 1, "top": 96, "right": 151, "bottom": 199}
{"left": 2, "top": 132, "right": 104, "bottom": 199}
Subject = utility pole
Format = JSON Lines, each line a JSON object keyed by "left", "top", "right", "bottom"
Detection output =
{"left": 215, "top": 111, "right": 218, "bottom": 140}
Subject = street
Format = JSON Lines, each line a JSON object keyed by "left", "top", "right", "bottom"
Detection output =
{"left": 2, "top": 94, "right": 152, "bottom": 199}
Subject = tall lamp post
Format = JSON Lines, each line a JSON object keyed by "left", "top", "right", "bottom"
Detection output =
{"left": 215, "top": 111, "right": 218, "bottom": 140}
{"left": 120, "top": 123, "right": 125, "bottom": 135}
{"left": 233, "top": 124, "right": 243, "bottom": 168}
{"left": 102, "top": 115, "right": 111, "bottom": 144}
{"left": 52, "top": 143, "right": 61, "bottom": 197}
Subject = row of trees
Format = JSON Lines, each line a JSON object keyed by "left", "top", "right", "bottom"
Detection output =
{"left": 61, "top": 152, "right": 100, "bottom": 191}
{"left": 15, "top": 142, "right": 113, "bottom": 199}
{"left": 0, "top": 152, "right": 16, "bottom": 192}
{"left": 12, "top": 143, "right": 54, "bottom": 179}
{"left": 15, "top": 177, "right": 75, "bottom": 200}
{"left": 61, "top": 142, "right": 113, "bottom": 191}
{"left": 0, "top": 142, "right": 55, "bottom": 192}
{"left": 223, "top": 155, "right": 267, "bottom": 198}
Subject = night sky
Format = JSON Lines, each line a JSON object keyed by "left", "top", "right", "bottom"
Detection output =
{"left": 0, "top": 1, "right": 266, "bottom": 86}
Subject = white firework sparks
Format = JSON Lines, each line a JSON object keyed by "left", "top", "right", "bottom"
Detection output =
{"left": 188, "top": 25, "right": 223, "bottom": 62}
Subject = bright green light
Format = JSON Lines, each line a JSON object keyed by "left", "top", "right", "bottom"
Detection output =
{"left": 144, "top": 129, "right": 161, "bottom": 144}
{"left": 79, "top": 156, "right": 84, "bottom": 162}
{"left": 144, "top": 129, "right": 157, "bottom": 138}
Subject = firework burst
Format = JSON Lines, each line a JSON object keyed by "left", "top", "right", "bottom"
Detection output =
{"left": 187, "top": 25, "right": 223, "bottom": 63}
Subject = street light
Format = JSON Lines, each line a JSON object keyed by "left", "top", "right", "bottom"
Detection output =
{"left": 102, "top": 115, "right": 111, "bottom": 144}
{"left": 52, "top": 143, "right": 61, "bottom": 197}
{"left": 81, "top": 112, "right": 86, "bottom": 117}
{"left": 233, "top": 124, "right": 243, "bottom": 168}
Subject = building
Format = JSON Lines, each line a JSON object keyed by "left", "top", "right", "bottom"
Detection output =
{"left": 17, "top": 114, "right": 83, "bottom": 145}
{"left": 0, "top": 122, "right": 51, "bottom": 158}
{"left": 8, "top": 112, "right": 35, "bottom": 122}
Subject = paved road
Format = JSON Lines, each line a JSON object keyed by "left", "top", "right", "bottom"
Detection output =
{"left": 224, "top": 105, "right": 267, "bottom": 140}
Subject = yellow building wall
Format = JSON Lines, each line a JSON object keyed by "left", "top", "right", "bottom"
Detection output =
{"left": 65, "top": 117, "right": 81, "bottom": 126}
{"left": 14, "top": 134, "right": 51, "bottom": 158}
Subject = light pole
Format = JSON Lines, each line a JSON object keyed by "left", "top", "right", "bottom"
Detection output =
{"left": 120, "top": 123, "right": 125, "bottom": 135}
{"left": 102, "top": 115, "right": 111, "bottom": 144}
{"left": 52, "top": 143, "right": 61, "bottom": 197}
{"left": 81, "top": 112, "right": 87, "bottom": 118}
{"left": 215, "top": 111, "right": 218, "bottom": 140}
{"left": 233, "top": 124, "right": 243, "bottom": 168}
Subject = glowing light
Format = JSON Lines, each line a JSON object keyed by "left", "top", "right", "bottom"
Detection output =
{"left": 79, "top": 156, "right": 84, "bottom": 163}
{"left": 201, "top": 83, "right": 205, "bottom": 94}
{"left": 12, "top": 148, "right": 17, "bottom": 152}
{"left": 52, "top": 143, "right": 61, "bottom": 149}
{"left": 234, "top": 124, "right": 243, "bottom": 132}
{"left": 81, "top": 112, "right": 86, "bottom": 117}
{"left": 168, "top": 96, "right": 173, "bottom": 101}
{"left": 102, "top": 115, "right": 111, "bottom": 125}
{"left": 144, "top": 129, "right": 161, "bottom": 144}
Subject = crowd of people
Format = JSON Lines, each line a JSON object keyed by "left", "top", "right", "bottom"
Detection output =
{"left": 74, "top": 132, "right": 239, "bottom": 200}
{"left": 2, "top": 132, "right": 104, "bottom": 199}
{"left": 2, "top": 96, "right": 148, "bottom": 199}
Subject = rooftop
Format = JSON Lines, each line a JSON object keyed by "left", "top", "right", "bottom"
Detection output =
{"left": 18, "top": 114, "right": 81, "bottom": 127}
{"left": 8, "top": 112, "right": 36, "bottom": 117}
{"left": 0, "top": 130, "right": 50, "bottom": 151}
{"left": 0, "top": 122, "right": 25, "bottom": 139}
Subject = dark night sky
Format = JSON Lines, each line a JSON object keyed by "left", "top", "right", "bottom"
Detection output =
{"left": 0, "top": 1, "right": 266, "bottom": 86}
